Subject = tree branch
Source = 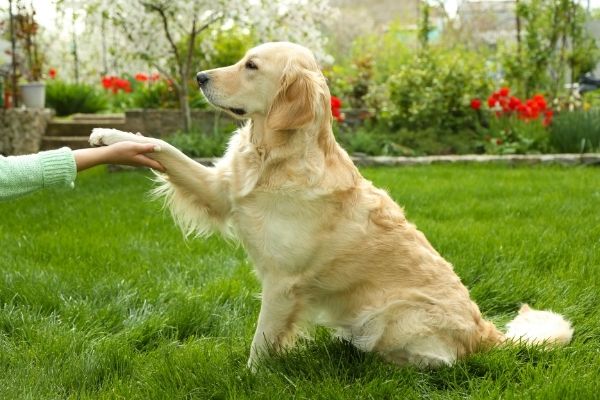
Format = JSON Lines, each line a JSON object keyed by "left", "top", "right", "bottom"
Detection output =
{"left": 183, "top": 12, "right": 222, "bottom": 84}
{"left": 183, "top": 16, "right": 198, "bottom": 79}
{"left": 141, "top": 2, "right": 182, "bottom": 69}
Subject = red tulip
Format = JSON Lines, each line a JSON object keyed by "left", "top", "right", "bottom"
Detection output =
{"left": 470, "top": 98, "right": 482, "bottom": 110}
{"left": 330, "top": 96, "right": 344, "bottom": 122}
{"left": 508, "top": 96, "right": 521, "bottom": 110}
{"left": 101, "top": 76, "right": 113, "bottom": 89}
{"left": 135, "top": 73, "right": 149, "bottom": 82}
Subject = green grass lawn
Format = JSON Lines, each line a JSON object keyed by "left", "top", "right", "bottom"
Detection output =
{"left": 1, "top": 165, "right": 599, "bottom": 399}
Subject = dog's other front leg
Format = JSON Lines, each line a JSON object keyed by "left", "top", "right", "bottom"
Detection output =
{"left": 248, "top": 276, "right": 302, "bottom": 371}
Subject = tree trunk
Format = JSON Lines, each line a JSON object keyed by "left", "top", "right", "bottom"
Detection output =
{"left": 178, "top": 76, "right": 192, "bottom": 132}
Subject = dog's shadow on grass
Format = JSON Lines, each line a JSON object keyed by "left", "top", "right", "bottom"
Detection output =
{"left": 249, "top": 334, "right": 558, "bottom": 394}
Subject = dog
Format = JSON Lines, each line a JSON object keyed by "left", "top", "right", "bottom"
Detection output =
{"left": 90, "top": 42, "right": 573, "bottom": 370}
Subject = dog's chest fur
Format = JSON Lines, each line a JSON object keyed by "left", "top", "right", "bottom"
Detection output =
{"left": 233, "top": 190, "right": 327, "bottom": 275}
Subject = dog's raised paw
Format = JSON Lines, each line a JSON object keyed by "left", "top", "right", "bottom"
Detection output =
{"left": 89, "top": 128, "right": 107, "bottom": 146}
{"left": 89, "top": 128, "right": 133, "bottom": 146}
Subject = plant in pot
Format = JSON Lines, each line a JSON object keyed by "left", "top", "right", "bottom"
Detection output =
{"left": 14, "top": 1, "right": 45, "bottom": 108}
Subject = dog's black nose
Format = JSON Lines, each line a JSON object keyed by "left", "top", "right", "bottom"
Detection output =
{"left": 196, "top": 72, "right": 209, "bottom": 87}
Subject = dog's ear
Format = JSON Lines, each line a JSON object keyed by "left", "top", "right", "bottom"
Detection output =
{"left": 266, "top": 62, "right": 320, "bottom": 131}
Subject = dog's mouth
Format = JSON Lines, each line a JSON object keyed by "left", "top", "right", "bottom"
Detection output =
{"left": 200, "top": 90, "right": 247, "bottom": 117}
{"left": 228, "top": 107, "right": 246, "bottom": 116}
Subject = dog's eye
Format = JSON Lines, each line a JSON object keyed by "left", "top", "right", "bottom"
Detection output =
{"left": 245, "top": 60, "right": 258, "bottom": 70}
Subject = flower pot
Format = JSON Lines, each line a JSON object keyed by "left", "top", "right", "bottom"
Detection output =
{"left": 19, "top": 82, "right": 46, "bottom": 109}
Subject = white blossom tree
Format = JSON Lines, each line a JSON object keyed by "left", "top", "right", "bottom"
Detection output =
{"left": 60, "top": 0, "right": 333, "bottom": 131}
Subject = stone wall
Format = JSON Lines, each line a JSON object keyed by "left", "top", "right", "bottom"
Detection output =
{"left": 124, "top": 109, "right": 237, "bottom": 137}
{"left": 0, "top": 109, "right": 53, "bottom": 155}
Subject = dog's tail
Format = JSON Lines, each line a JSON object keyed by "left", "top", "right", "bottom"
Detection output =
{"left": 502, "top": 304, "right": 573, "bottom": 346}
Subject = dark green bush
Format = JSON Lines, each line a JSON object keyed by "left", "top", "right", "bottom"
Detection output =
{"left": 131, "top": 81, "right": 179, "bottom": 109}
{"left": 383, "top": 50, "right": 493, "bottom": 134}
{"left": 165, "top": 128, "right": 236, "bottom": 158}
{"left": 45, "top": 80, "right": 109, "bottom": 116}
{"left": 334, "top": 124, "right": 479, "bottom": 156}
{"left": 550, "top": 110, "right": 600, "bottom": 152}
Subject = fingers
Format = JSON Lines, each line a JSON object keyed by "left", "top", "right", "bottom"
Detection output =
{"left": 130, "top": 142, "right": 162, "bottom": 154}
{"left": 101, "top": 141, "right": 166, "bottom": 171}
{"left": 134, "top": 155, "right": 166, "bottom": 172}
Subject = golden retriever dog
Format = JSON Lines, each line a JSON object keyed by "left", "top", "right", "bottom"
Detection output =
{"left": 90, "top": 42, "right": 573, "bottom": 370}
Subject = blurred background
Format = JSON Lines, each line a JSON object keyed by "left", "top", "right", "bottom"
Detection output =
{"left": 2, "top": 0, "right": 600, "bottom": 157}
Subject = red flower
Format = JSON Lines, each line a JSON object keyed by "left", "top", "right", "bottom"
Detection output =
{"left": 543, "top": 110, "right": 554, "bottom": 126}
{"left": 331, "top": 96, "right": 341, "bottom": 108}
{"left": 101, "top": 76, "right": 113, "bottom": 89}
{"left": 135, "top": 73, "right": 149, "bottom": 82}
{"left": 101, "top": 76, "right": 132, "bottom": 94}
{"left": 470, "top": 98, "right": 482, "bottom": 110}
{"left": 525, "top": 99, "right": 540, "bottom": 119}
{"left": 532, "top": 94, "right": 547, "bottom": 110}
{"left": 508, "top": 96, "right": 521, "bottom": 111}
{"left": 330, "top": 96, "right": 344, "bottom": 122}
{"left": 487, "top": 96, "right": 498, "bottom": 108}
{"left": 48, "top": 68, "right": 57, "bottom": 79}
{"left": 499, "top": 87, "right": 510, "bottom": 97}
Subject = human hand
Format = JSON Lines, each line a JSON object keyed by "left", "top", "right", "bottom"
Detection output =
{"left": 74, "top": 141, "right": 166, "bottom": 172}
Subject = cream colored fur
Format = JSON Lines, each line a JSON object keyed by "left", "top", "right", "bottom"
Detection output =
{"left": 89, "top": 42, "right": 573, "bottom": 370}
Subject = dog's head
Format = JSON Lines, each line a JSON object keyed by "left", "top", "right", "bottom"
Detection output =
{"left": 197, "top": 42, "right": 330, "bottom": 131}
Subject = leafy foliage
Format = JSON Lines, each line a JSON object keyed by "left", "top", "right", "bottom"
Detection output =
{"left": 479, "top": 116, "right": 550, "bottom": 155}
{"left": 502, "top": 0, "right": 599, "bottom": 97}
{"left": 383, "top": 50, "right": 493, "bottom": 134}
{"left": 45, "top": 80, "right": 109, "bottom": 116}
{"left": 550, "top": 109, "right": 600, "bottom": 152}
{"left": 164, "top": 128, "right": 236, "bottom": 158}
{"left": 324, "top": 21, "right": 413, "bottom": 109}
{"left": 131, "top": 81, "right": 179, "bottom": 109}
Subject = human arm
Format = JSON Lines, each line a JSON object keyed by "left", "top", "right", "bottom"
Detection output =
{"left": 73, "top": 141, "right": 165, "bottom": 172}
{"left": 0, "top": 142, "right": 164, "bottom": 201}
{"left": 0, "top": 147, "right": 76, "bottom": 201}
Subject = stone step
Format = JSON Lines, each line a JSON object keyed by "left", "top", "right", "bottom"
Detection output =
{"left": 46, "top": 120, "right": 126, "bottom": 137}
{"left": 41, "top": 136, "right": 90, "bottom": 151}
{"left": 71, "top": 113, "right": 125, "bottom": 122}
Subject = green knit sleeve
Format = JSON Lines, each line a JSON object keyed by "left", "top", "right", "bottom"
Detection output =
{"left": 0, "top": 147, "right": 77, "bottom": 201}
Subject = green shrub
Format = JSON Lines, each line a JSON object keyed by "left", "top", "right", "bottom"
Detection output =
{"left": 383, "top": 50, "right": 493, "bottom": 134}
{"left": 131, "top": 81, "right": 179, "bottom": 109}
{"left": 334, "top": 123, "right": 479, "bottom": 157}
{"left": 550, "top": 110, "right": 600, "bottom": 152}
{"left": 165, "top": 129, "right": 234, "bottom": 158}
{"left": 478, "top": 116, "right": 550, "bottom": 155}
{"left": 106, "top": 90, "right": 136, "bottom": 113}
{"left": 335, "top": 128, "right": 399, "bottom": 156}
{"left": 45, "top": 80, "right": 109, "bottom": 116}
{"left": 325, "top": 21, "right": 412, "bottom": 109}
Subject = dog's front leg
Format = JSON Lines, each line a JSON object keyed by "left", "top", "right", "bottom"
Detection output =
{"left": 89, "top": 128, "right": 231, "bottom": 220}
{"left": 248, "top": 276, "right": 302, "bottom": 371}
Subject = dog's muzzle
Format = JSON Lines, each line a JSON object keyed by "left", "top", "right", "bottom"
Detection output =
{"left": 196, "top": 72, "right": 209, "bottom": 88}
